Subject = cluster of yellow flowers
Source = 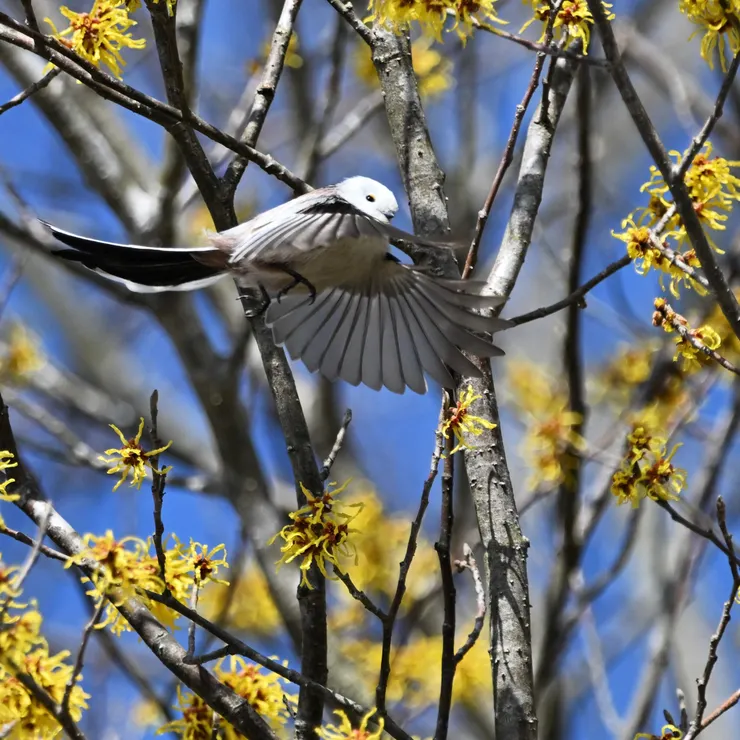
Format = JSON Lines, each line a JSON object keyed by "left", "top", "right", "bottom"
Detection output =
{"left": 269, "top": 480, "right": 361, "bottom": 588}
{"left": 354, "top": 37, "right": 453, "bottom": 99}
{"left": 203, "top": 564, "right": 282, "bottom": 635}
{"left": 653, "top": 297, "right": 723, "bottom": 373}
{"left": 159, "top": 657, "right": 294, "bottom": 739}
{"left": 597, "top": 342, "right": 657, "bottom": 402}
{"left": 521, "top": 0, "right": 614, "bottom": 52}
{"left": 366, "top": 0, "right": 502, "bottom": 41}
{"left": 611, "top": 421, "right": 687, "bottom": 507}
{"left": 66, "top": 530, "right": 228, "bottom": 635}
{"left": 0, "top": 323, "right": 45, "bottom": 385}
{"left": 679, "top": 0, "right": 740, "bottom": 69}
{"left": 342, "top": 630, "right": 491, "bottom": 709}
{"left": 613, "top": 142, "right": 740, "bottom": 296}
{"left": 0, "top": 555, "right": 89, "bottom": 738}
{"left": 506, "top": 361, "right": 586, "bottom": 490}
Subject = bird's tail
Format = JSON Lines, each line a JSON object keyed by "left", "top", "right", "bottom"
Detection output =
{"left": 44, "top": 222, "right": 228, "bottom": 294}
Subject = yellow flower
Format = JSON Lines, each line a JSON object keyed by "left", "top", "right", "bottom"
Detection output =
{"left": 342, "top": 630, "right": 491, "bottom": 709}
{"left": 202, "top": 565, "right": 281, "bottom": 635}
{"left": 679, "top": 0, "right": 740, "bottom": 70}
{"left": 45, "top": 0, "right": 146, "bottom": 79}
{"left": 318, "top": 708, "right": 384, "bottom": 740}
{"left": 0, "top": 450, "right": 18, "bottom": 502}
{"left": 640, "top": 141, "right": 740, "bottom": 251}
{"left": 635, "top": 723, "right": 682, "bottom": 740}
{"left": 156, "top": 685, "right": 213, "bottom": 739}
{"left": 441, "top": 385, "right": 496, "bottom": 455}
{"left": 366, "top": 0, "right": 502, "bottom": 43}
{"left": 597, "top": 342, "right": 656, "bottom": 402}
{"left": 170, "top": 537, "right": 229, "bottom": 588}
{"left": 611, "top": 421, "right": 687, "bottom": 508}
{"left": 0, "top": 585, "right": 88, "bottom": 738}
{"left": 159, "top": 658, "right": 294, "bottom": 738}
{"left": 99, "top": 417, "right": 172, "bottom": 492}
{"left": 269, "top": 480, "right": 361, "bottom": 589}
{"left": 65, "top": 530, "right": 164, "bottom": 635}
{"left": 354, "top": 36, "right": 453, "bottom": 99}
{"left": 521, "top": 0, "right": 614, "bottom": 53}
{"left": 0, "top": 555, "right": 21, "bottom": 602}
{"left": 673, "top": 324, "right": 722, "bottom": 372}
{"left": 336, "top": 487, "right": 437, "bottom": 606}
{"left": 507, "top": 362, "right": 586, "bottom": 489}
{"left": 0, "top": 323, "right": 45, "bottom": 384}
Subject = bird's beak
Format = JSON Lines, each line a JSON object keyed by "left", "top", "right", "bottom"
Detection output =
{"left": 383, "top": 210, "right": 396, "bottom": 221}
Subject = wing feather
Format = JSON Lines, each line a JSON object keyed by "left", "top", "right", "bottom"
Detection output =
{"left": 338, "top": 288, "right": 372, "bottom": 387}
{"left": 301, "top": 291, "right": 355, "bottom": 373}
{"left": 386, "top": 283, "right": 426, "bottom": 394}
{"left": 399, "top": 287, "right": 484, "bottom": 379}
{"left": 361, "top": 292, "right": 383, "bottom": 391}
{"left": 379, "top": 291, "right": 406, "bottom": 394}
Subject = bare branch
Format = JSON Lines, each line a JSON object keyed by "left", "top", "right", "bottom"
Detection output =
{"left": 453, "top": 544, "right": 486, "bottom": 666}
{"left": 0, "top": 66, "right": 59, "bottom": 115}
{"left": 320, "top": 409, "right": 352, "bottom": 482}
{"left": 222, "top": 0, "right": 304, "bottom": 197}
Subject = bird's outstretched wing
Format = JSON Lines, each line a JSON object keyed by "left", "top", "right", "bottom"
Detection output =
{"left": 215, "top": 192, "right": 449, "bottom": 264}
{"left": 264, "top": 258, "right": 509, "bottom": 394}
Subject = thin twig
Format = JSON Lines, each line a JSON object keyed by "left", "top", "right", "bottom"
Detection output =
{"left": 19, "top": 0, "right": 39, "bottom": 31}
{"left": 472, "top": 20, "right": 607, "bottom": 66}
{"left": 62, "top": 597, "right": 105, "bottom": 712}
{"left": 0, "top": 506, "right": 51, "bottom": 621}
{"left": 0, "top": 524, "right": 68, "bottom": 562}
{"left": 187, "top": 582, "right": 200, "bottom": 658}
{"left": 699, "top": 689, "right": 740, "bottom": 733}
{"left": 222, "top": 0, "right": 304, "bottom": 197}
{"left": 675, "top": 47, "right": 740, "bottom": 181}
{"left": 376, "top": 406, "right": 445, "bottom": 715}
{"left": 324, "top": 0, "right": 373, "bottom": 46}
{"left": 654, "top": 300, "right": 740, "bottom": 377}
{"left": 148, "top": 390, "right": 169, "bottom": 585}
{"left": 452, "top": 544, "right": 486, "bottom": 666}
{"left": 333, "top": 568, "right": 385, "bottom": 620}
{"left": 684, "top": 498, "right": 739, "bottom": 738}
{"left": 462, "top": 14, "right": 554, "bottom": 278}
{"left": 320, "top": 409, "right": 352, "bottom": 482}
{"left": 0, "top": 67, "right": 59, "bottom": 115}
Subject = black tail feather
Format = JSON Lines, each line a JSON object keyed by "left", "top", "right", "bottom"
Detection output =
{"left": 44, "top": 221, "right": 224, "bottom": 289}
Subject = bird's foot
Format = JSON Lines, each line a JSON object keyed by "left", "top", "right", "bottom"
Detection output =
{"left": 276, "top": 267, "right": 317, "bottom": 304}
{"left": 242, "top": 284, "right": 271, "bottom": 318}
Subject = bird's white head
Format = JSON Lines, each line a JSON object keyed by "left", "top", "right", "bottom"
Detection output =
{"left": 337, "top": 176, "right": 399, "bottom": 223}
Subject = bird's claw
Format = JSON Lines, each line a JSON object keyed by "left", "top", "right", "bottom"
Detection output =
{"left": 276, "top": 268, "right": 317, "bottom": 305}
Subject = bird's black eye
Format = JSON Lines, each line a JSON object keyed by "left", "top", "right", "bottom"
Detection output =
{"left": 366, "top": 194, "right": 376, "bottom": 202}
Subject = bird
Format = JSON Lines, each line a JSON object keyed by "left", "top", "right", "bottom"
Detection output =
{"left": 44, "top": 176, "right": 511, "bottom": 394}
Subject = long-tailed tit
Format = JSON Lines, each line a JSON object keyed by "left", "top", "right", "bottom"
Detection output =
{"left": 45, "top": 176, "right": 510, "bottom": 394}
